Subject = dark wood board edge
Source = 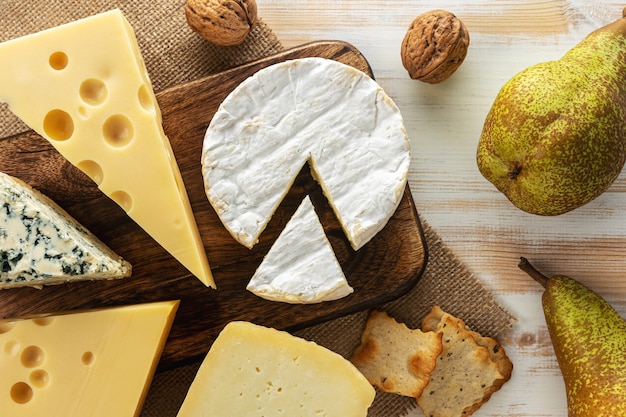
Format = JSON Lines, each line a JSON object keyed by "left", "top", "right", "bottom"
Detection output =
{"left": 0, "top": 40, "right": 428, "bottom": 370}
{"left": 159, "top": 184, "right": 429, "bottom": 371}
{"left": 155, "top": 40, "right": 429, "bottom": 369}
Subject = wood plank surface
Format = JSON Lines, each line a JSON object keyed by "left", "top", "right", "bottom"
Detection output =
{"left": 3, "top": 1, "right": 626, "bottom": 416}
{"left": 0, "top": 41, "right": 427, "bottom": 370}
{"left": 258, "top": 1, "right": 626, "bottom": 416}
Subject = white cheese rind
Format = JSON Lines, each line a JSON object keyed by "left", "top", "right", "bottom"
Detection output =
{"left": 202, "top": 57, "right": 410, "bottom": 250}
{"left": 0, "top": 172, "right": 131, "bottom": 289}
{"left": 246, "top": 195, "right": 353, "bottom": 303}
{"left": 176, "top": 321, "right": 375, "bottom": 417}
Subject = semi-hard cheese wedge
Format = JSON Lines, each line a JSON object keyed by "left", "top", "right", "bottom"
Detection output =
{"left": 0, "top": 300, "right": 179, "bottom": 417}
{"left": 246, "top": 195, "right": 353, "bottom": 303}
{"left": 176, "top": 321, "right": 375, "bottom": 417}
{"left": 202, "top": 57, "right": 410, "bottom": 251}
{"left": 0, "top": 10, "right": 214, "bottom": 287}
{"left": 0, "top": 171, "right": 131, "bottom": 289}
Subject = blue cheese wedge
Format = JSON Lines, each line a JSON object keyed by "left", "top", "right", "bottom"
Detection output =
{"left": 202, "top": 57, "right": 410, "bottom": 251}
{"left": 0, "top": 172, "right": 131, "bottom": 289}
{"left": 246, "top": 195, "right": 353, "bottom": 303}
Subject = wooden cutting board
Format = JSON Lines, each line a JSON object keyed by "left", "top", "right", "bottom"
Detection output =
{"left": 0, "top": 40, "right": 427, "bottom": 370}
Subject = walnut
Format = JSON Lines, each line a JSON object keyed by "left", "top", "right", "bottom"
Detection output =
{"left": 401, "top": 10, "right": 470, "bottom": 84}
{"left": 185, "top": 0, "right": 258, "bottom": 46}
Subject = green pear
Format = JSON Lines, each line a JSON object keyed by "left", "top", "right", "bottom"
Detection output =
{"left": 476, "top": 10, "right": 626, "bottom": 215}
{"left": 518, "top": 257, "right": 626, "bottom": 417}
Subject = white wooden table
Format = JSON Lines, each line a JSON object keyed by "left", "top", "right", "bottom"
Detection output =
{"left": 261, "top": 1, "right": 626, "bottom": 416}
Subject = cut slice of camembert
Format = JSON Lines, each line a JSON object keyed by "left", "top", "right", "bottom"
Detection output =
{"left": 246, "top": 195, "right": 353, "bottom": 303}
{"left": 0, "top": 300, "right": 179, "bottom": 417}
{"left": 176, "top": 321, "right": 375, "bottom": 417}
{"left": 0, "top": 10, "right": 214, "bottom": 287}
{"left": 202, "top": 57, "right": 410, "bottom": 251}
{"left": 0, "top": 172, "right": 131, "bottom": 289}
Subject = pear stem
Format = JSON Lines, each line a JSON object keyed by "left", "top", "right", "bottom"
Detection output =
{"left": 518, "top": 257, "right": 549, "bottom": 289}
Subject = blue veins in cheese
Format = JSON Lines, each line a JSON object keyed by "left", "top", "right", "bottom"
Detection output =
{"left": 0, "top": 9, "right": 213, "bottom": 287}
{"left": 0, "top": 172, "right": 131, "bottom": 289}
{"left": 246, "top": 195, "right": 353, "bottom": 303}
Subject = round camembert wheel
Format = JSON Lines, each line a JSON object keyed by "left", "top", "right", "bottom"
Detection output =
{"left": 201, "top": 57, "right": 410, "bottom": 251}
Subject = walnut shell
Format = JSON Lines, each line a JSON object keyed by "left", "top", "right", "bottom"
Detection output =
{"left": 185, "top": 0, "right": 258, "bottom": 46}
{"left": 401, "top": 10, "right": 470, "bottom": 84}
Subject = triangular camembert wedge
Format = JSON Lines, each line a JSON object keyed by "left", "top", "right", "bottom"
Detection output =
{"left": 246, "top": 195, "right": 353, "bottom": 303}
{"left": 0, "top": 172, "right": 131, "bottom": 289}
{"left": 0, "top": 10, "right": 214, "bottom": 287}
{"left": 0, "top": 300, "right": 179, "bottom": 416}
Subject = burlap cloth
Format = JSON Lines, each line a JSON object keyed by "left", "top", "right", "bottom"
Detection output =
{"left": 0, "top": 2, "right": 517, "bottom": 416}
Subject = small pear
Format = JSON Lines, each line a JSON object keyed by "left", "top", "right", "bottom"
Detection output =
{"left": 477, "top": 10, "right": 626, "bottom": 215}
{"left": 518, "top": 257, "right": 626, "bottom": 417}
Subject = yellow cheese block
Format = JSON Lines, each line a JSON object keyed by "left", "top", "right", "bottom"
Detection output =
{"left": 177, "top": 321, "right": 376, "bottom": 417}
{"left": 0, "top": 9, "right": 214, "bottom": 287}
{"left": 0, "top": 300, "right": 179, "bottom": 417}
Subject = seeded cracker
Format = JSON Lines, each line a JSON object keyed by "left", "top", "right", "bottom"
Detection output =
{"left": 350, "top": 310, "right": 443, "bottom": 398}
{"left": 418, "top": 306, "right": 513, "bottom": 417}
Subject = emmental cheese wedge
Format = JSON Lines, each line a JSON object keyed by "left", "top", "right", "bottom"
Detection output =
{"left": 202, "top": 57, "right": 410, "bottom": 251}
{"left": 177, "top": 321, "right": 375, "bottom": 417}
{"left": 0, "top": 10, "right": 214, "bottom": 287}
{"left": 0, "top": 300, "right": 179, "bottom": 417}
{"left": 246, "top": 195, "right": 353, "bottom": 303}
{"left": 0, "top": 171, "right": 131, "bottom": 289}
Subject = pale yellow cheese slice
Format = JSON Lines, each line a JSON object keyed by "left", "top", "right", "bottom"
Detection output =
{"left": 177, "top": 321, "right": 375, "bottom": 417}
{"left": 0, "top": 10, "right": 214, "bottom": 287}
{"left": 0, "top": 300, "right": 179, "bottom": 417}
